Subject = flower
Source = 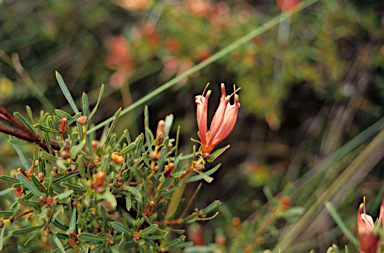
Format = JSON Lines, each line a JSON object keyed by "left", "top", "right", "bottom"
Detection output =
{"left": 357, "top": 198, "right": 384, "bottom": 253}
{"left": 194, "top": 83, "right": 240, "bottom": 157}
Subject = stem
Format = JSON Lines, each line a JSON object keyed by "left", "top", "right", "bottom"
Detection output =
{"left": 15, "top": 209, "right": 34, "bottom": 219}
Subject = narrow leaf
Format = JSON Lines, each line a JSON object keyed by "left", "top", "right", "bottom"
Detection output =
{"left": 88, "top": 84, "right": 104, "bottom": 121}
{"left": 51, "top": 232, "right": 66, "bottom": 253}
{"left": 111, "top": 221, "right": 133, "bottom": 236}
{"left": 56, "top": 71, "right": 79, "bottom": 114}
{"left": 14, "top": 112, "right": 36, "bottom": 135}
{"left": 78, "top": 233, "right": 104, "bottom": 243}
{"left": 17, "top": 173, "right": 42, "bottom": 197}
{"left": 54, "top": 190, "right": 74, "bottom": 200}
{"left": 122, "top": 185, "right": 142, "bottom": 199}
{"left": 9, "top": 136, "right": 29, "bottom": 171}
{"left": 11, "top": 225, "right": 42, "bottom": 235}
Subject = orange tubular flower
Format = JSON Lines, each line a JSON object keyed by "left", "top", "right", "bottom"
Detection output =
{"left": 194, "top": 83, "right": 240, "bottom": 157}
{"left": 357, "top": 199, "right": 383, "bottom": 253}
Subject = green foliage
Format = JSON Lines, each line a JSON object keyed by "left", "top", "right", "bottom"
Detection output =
{"left": 0, "top": 76, "right": 225, "bottom": 252}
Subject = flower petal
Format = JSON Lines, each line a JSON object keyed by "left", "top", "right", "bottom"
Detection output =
{"left": 210, "top": 94, "right": 240, "bottom": 147}
{"left": 195, "top": 90, "right": 211, "bottom": 145}
{"left": 209, "top": 83, "right": 228, "bottom": 144}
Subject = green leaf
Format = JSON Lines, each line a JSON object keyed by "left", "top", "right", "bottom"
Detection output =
{"left": 54, "top": 190, "right": 74, "bottom": 200}
{"left": 51, "top": 243, "right": 72, "bottom": 253}
{"left": 56, "top": 71, "right": 79, "bottom": 114}
{"left": 77, "top": 155, "right": 87, "bottom": 179}
{"left": 26, "top": 105, "right": 35, "bottom": 124}
{"left": 78, "top": 232, "right": 104, "bottom": 243}
{"left": 139, "top": 224, "right": 158, "bottom": 236}
{"left": 52, "top": 220, "right": 69, "bottom": 231}
{"left": 9, "top": 136, "right": 29, "bottom": 171}
{"left": 51, "top": 232, "right": 66, "bottom": 253}
{"left": 122, "top": 185, "right": 142, "bottom": 199}
{"left": 88, "top": 84, "right": 104, "bottom": 121}
{"left": 195, "top": 170, "right": 213, "bottom": 183}
{"left": 71, "top": 140, "right": 85, "bottom": 159}
{"left": 111, "top": 222, "right": 133, "bottom": 236}
{"left": 110, "top": 245, "right": 120, "bottom": 253}
{"left": 17, "top": 198, "right": 44, "bottom": 208}
{"left": 0, "top": 176, "right": 20, "bottom": 184}
{"left": 0, "top": 186, "right": 17, "bottom": 196}
{"left": 145, "top": 229, "right": 168, "bottom": 240}
{"left": 82, "top": 92, "right": 89, "bottom": 117}
{"left": 207, "top": 145, "right": 230, "bottom": 163}
{"left": 102, "top": 108, "right": 121, "bottom": 149}
{"left": 182, "top": 164, "right": 221, "bottom": 183}
{"left": 126, "top": 195, "right": 131, "bottom": 211}
{"left": 181, "top": 213, "right": 198, "bottom": 223}
{"left": 97, "top": 189, "right": 117, "bottom": 209}
{"left": 14, "top": 112, "right": 36, "bottom": 135}
{"left": 200, "top": 200, "right": 221, "bottom": 214}
{"left": 33, "top": 124, "right": 59, "bottom": 133}
{"left": 17, "top": 173, "right": 42, "bottom": 197}
{"left": 8, "top": 139, "right": 32, "bottom": 146}
{"left": 55, "top": 109, "right": 72, "bottom": 120}
{"left": 40, "top": 151, "right": 58, "bottom": 163}
{"left": 119, "top": 143, "right": 136, "bottom": 155}
{"left": 164, "top": 114, "right": 174, "bottom": 138}
{"left": 67, "top": 112, "right": 82, "bottom": 125}
{"left": 100, "top": 205, "right": 108, "bottom": 232}
{"left": 325, "top": 201, "right": 359, "bottom": 246}
{"left": 52, "top": 173, "right": 80, "bottom": 185}
{"left": 24, "top": 227, "right": 42, "bottom": 246}
{"left": 67, "top": 207, "right": 76, "bottom": 233}
{"left": 11, "top": 225, "right": 42, "bottom": 235}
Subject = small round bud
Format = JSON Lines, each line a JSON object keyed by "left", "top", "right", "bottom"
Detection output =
{"left": 117, "top": 176, "right": 122, "bottom": 182}
{"left": 195, "top": 163, "right": 205, "bottom": 171}
{"left": 150, "top": 151, "right": 156, "bottom": 160}
{"left": 280, "top": 196, "right": 290, "bottom": 210}
{"left": 232, "top": 217, "right": 241, "bottom": 227}
{"left": 107, "top": 237, "right": 114, "bottom": 245}
{"left": 111, "top": 153, "right": 124, "bottom": 163}
{"left": 116, "top": 182, "right": 122, "bottom": 187}
{"left": 77, "top": 116, "right": 87, "bottom": 125}
{"left": 38, "top": 172, "right": 44, "bottom": 182}
{"left": 68, "top": 238, "right": 76, "bottom": 247}
{"left": 72, "top": 199, "right": 78, "bottom": 206}
{"left": 154, "top": 166, "right": 160, "bottom": 173}
{"left": 91, "top": 140, "right": 100, "bottom": 153}
{"left": 91, "top": 182, "right": 98, "bottom": 189}
{"left": 9, "top": 216, "right": 14, "bottom": 223}
{"left": 58, "top": 117, "right": 68, "bottom": 134}
{"left": 39, "top": 195, "right": 47, "bottom": 204}
{"left": 46, "top": 196, "right": 53, "bottom": 206}
{"left": 215, "top": 236, "right": 226, "bottom": 245}
{"left": 60, "top": 151, "right": 70, "bottom": 159}
{"left": 53, "top": 172, "right": 57, "bottom": 177}
{"left": 43, "top": 227, "right": 50, "bottom": 236}
{"left": 132, "top": 231, "right": 140, "bottom": 241}
{"left": 17, "top": 168, "right": 23, "bottom": 174}
{"left": 0, "top": 220, "right": 4, "bottom": 228}
{"left": 202, "top": 152, "right": 210, "bottom": 159}
{"left": 76, "top": 240, "right": 80, "bottom": 245}
{"left": 95, "top": 171, "right": 106, "bottom": 186}
{"left": 52, "top": 166, "right": 58, "bottom": 173}
{"left": 198, "top": 210, "right": 204, "bottom": 218}
{"left": 96, "top": 186, "right": 104, "bottom": 194}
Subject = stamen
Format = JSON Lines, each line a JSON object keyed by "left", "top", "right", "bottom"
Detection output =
{"left": 202, "top": 83, "right": 210, "bottom": 96}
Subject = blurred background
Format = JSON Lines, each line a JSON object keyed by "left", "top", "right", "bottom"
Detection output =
{"left": 1, "top": 0, "right": 384, "bottom": 252}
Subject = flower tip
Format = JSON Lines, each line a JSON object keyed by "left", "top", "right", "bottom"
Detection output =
{"left": 206, "top": 90, "right": 212, "bottom": 96}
